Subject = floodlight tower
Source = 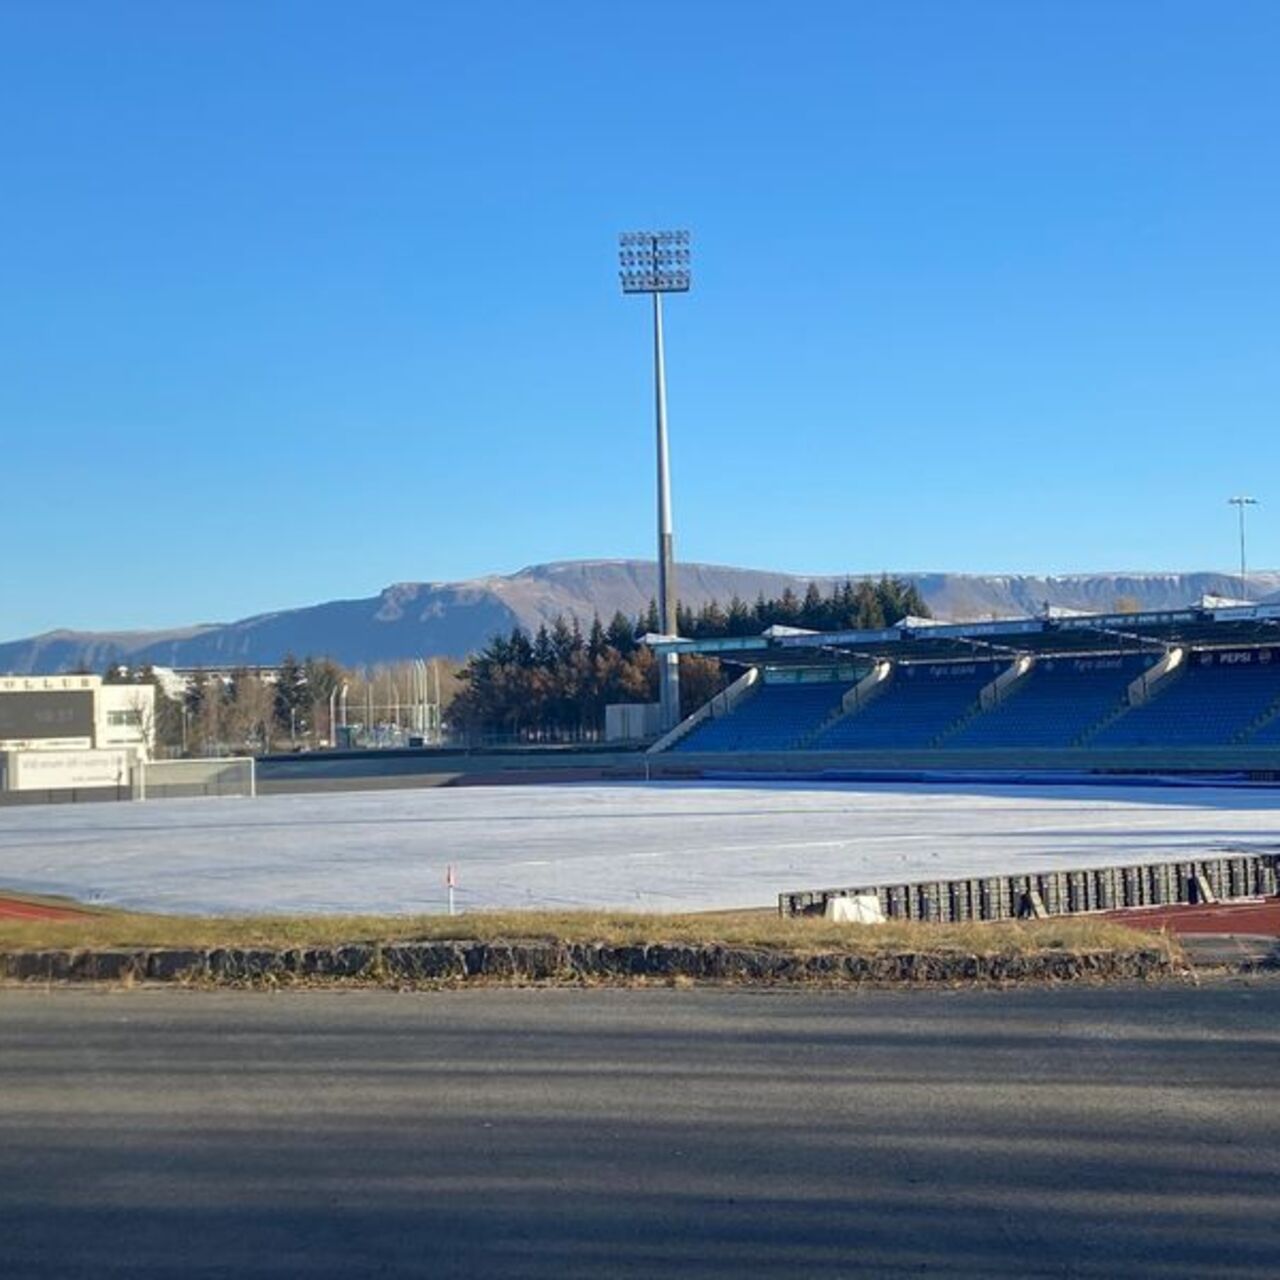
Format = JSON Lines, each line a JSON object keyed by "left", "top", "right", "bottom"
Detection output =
{"left": 1228, "top": 495, "right": 1259, "bottom": 600}
{"left": 619, "top": 230, "right": 691, "bottom": 732}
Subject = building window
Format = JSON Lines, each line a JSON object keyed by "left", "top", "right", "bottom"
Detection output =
{"left": 107, "top": 710, "right": 142, "bottom": 727}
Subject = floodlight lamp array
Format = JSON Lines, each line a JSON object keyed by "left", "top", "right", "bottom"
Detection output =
{"left": 618, "top": 229, "right": 692, "bottom": 293}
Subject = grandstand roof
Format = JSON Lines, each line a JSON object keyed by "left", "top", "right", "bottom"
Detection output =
{"left": 648, "top": 602, "right": 1280, "bottom": 667}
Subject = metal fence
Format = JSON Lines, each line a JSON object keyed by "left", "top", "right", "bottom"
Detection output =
{"left": 779, "top": 850, "right": 1280, "bottom": 921}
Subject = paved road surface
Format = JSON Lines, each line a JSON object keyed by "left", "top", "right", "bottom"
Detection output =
{"left": 2, "top": 982, "right": 1279, "bottom": 1278}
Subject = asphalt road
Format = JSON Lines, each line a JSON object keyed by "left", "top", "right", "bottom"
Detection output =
{"left": 2, "top": 982, "right": 1279, "bottom": 1278}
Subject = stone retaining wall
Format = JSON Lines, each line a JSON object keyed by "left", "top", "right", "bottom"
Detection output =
{"left": 0, "top": 940, "right": 1175, "bottom": 986}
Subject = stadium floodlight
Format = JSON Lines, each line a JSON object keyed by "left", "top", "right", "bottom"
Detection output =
{"left": 619, "top": 229, "right": 692, "bottom": 294}
{"left": 1228, "top": 496, "right": 1259, "bottom": 600}
{"left": 619, "top": 229, "right": 692, "bottom": 732}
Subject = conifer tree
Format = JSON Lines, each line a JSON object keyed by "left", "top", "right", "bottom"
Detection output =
{"left": 587, "top": 615, "right": 607, "bottom": 661}
{"left": 532, "top": 624, "right": 555, "bottom": 669}
{"left": 606, "top": 610, "right": 637, "bottom": 654}
{"left": 801, "top": 582, "right": 824, "bottom": 628}
{"left": 274, "top": 653, "right": 309, "bottom": 736}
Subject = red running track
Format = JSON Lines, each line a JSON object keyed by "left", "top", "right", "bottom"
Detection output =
{"left": 1104, "top": 898, "right": 1280, "bottom": 936}
{"left": 0, "top": 896, "right": 90, "bottom": 922}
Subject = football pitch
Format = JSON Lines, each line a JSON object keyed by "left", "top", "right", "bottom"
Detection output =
{"left": 0, "top": 779, "right": 1277, "bottom": 916}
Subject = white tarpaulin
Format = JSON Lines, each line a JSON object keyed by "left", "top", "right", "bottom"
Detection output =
{"left": 825, "top": 893, "right": 885, "bottom": 924}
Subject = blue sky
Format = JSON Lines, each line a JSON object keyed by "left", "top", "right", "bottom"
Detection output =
{"left": 2, "top": 1, "right": 1278, "bottom": 636}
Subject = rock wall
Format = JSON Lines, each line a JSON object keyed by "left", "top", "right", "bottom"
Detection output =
{"left": 0, "top": 940, "right": 1175, "bottom": 986}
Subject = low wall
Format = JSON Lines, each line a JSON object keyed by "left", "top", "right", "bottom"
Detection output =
{"left": 0, "top": 940, "right": 1174, "bottom": 986}
{"left": 0, "top": 785, "right": 130, "bottom": 807}
{"left": 668, "top": 746, "right": 1280, "bottom": 777}
{"left": 255, "top": 744, "right": 1280, "bottom": 793}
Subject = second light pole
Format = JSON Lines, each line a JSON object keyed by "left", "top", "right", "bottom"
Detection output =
{"left": 1228, "top": 495, "right": 1258, "bottom": 600}
{"left": 619, "top": 229, "right": 691, "bottom": 731}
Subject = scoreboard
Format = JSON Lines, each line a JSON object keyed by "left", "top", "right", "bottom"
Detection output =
{"left": 0, "top": 689, "right": 95, "bottom": 743}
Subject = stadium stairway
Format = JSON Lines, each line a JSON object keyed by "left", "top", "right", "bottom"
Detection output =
{"left": 1092, "top": 652, "right": 1280, "bottom": 748}
{"left": 799, "top": 661, "right": 894, "bottom": 747}
{"left": 949, "top": 654, "right": 1156, "bottom": 749}
{"left": 809, "top": 661, "right": 1001, "bottom": 750}
{"left": 670, "top": 679, "right": 851, "bottom": 753}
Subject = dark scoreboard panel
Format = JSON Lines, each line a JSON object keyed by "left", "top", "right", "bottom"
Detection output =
{"left": 0, "top": 690, "right": 95, "bottom": 740}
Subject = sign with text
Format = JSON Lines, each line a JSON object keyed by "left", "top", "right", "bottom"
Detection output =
{"left": 0, "top": 690, "right": 94, "bottom": 741}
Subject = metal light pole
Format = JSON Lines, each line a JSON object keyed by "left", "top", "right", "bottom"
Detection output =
{"left": 1228, "top": 496, "right": 1258, "bottom": 600}
{"left": 619, "top": 230, "right": 691, "bottom": 731}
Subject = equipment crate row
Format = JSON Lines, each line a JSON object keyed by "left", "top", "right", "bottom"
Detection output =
{"left": 779, "top": 851, "right": 1280, "bottom": 920}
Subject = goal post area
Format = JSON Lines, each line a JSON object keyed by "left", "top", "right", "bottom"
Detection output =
{"left": 135, "top": 757, "right": 256, "bottom": 800}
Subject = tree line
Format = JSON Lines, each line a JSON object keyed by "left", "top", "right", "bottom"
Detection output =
{"left": 449, "top": 577, "right": 930, "bottom": 739}
{"left": 446, "top": 612, "right": 724, "bottom": 741}
{"left": 669, "top": 576, "right": 930, "bottom": 639}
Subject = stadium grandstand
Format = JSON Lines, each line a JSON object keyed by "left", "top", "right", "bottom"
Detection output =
{"left": 650, "top": 600, "right": 1280, "bottom": 770}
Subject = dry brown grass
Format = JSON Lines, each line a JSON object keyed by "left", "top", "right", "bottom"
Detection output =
{"left": 0, "top": 905, "right": 1176, "bottom": 960}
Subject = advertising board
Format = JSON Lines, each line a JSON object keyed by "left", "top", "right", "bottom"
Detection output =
{"left": 5, "top": 749, "right": 130, "bottom": 792}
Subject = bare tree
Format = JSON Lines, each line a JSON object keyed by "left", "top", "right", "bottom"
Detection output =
{"left": 226, "top": 673, "right": 277, "bottom": 753}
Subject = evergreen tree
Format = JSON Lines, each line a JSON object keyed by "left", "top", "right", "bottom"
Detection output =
{"left": 775, "top": 587, "right": 802, "bottom": 625}
{"left": 696, "top": 600, "right": 729, "bottom": 637}
{"left": 800, "top": 582, "right": 824, "bottom": 629}
{"left": 606, "top": 610, "right": 636, "bottom": 655}
{"left": 532, "top": 624, "right": 555, "bottom": 669}
{"left": 726, "top": 594, "right": 755, "bottom": 636}
{"left": 854, "top": 580, "right": 885, "bottom": 628}
{"left": 641, "top": 598, "right": 661, "bottom": 635}
{"left": 274, "top": 652, "right": 308, "bottom": 737}
{"left": 549, "top": 614, "right": 582, "bottom": 664}
{"left": 510, "top": 627, "right": 534, "bottom": 668}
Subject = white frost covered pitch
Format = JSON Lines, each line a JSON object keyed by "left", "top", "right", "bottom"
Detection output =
{"left": 0, "top": 780, "right": 1277, "bottom": 916}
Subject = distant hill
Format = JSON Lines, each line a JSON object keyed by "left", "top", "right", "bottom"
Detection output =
{"left": 4, "top": 560, "right": 1279, "bottom": 675}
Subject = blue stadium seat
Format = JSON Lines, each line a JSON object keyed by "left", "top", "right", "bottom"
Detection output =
{"left": 1094, "top": 651, "right": 1280, "bottom": 747}
{"left": 672, "top": 680, "right": 849, "bottom": 752}
{"left": 949, "top": 654, "right": 1154, "bottom": 748}
{"left": 667, "top": 647, "right": 1280, "bottom": 754}
{"left": 810, "top": 662, "right": 999, "bottom": 749}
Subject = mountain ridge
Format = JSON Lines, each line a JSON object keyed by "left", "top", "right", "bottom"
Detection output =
{"left": 4, "top": 559, "right": 1279, "bottom": 675}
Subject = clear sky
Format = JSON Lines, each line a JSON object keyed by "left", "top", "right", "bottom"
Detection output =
{"left": 2, "top": 1, "right": 1278, "bottom": 637}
